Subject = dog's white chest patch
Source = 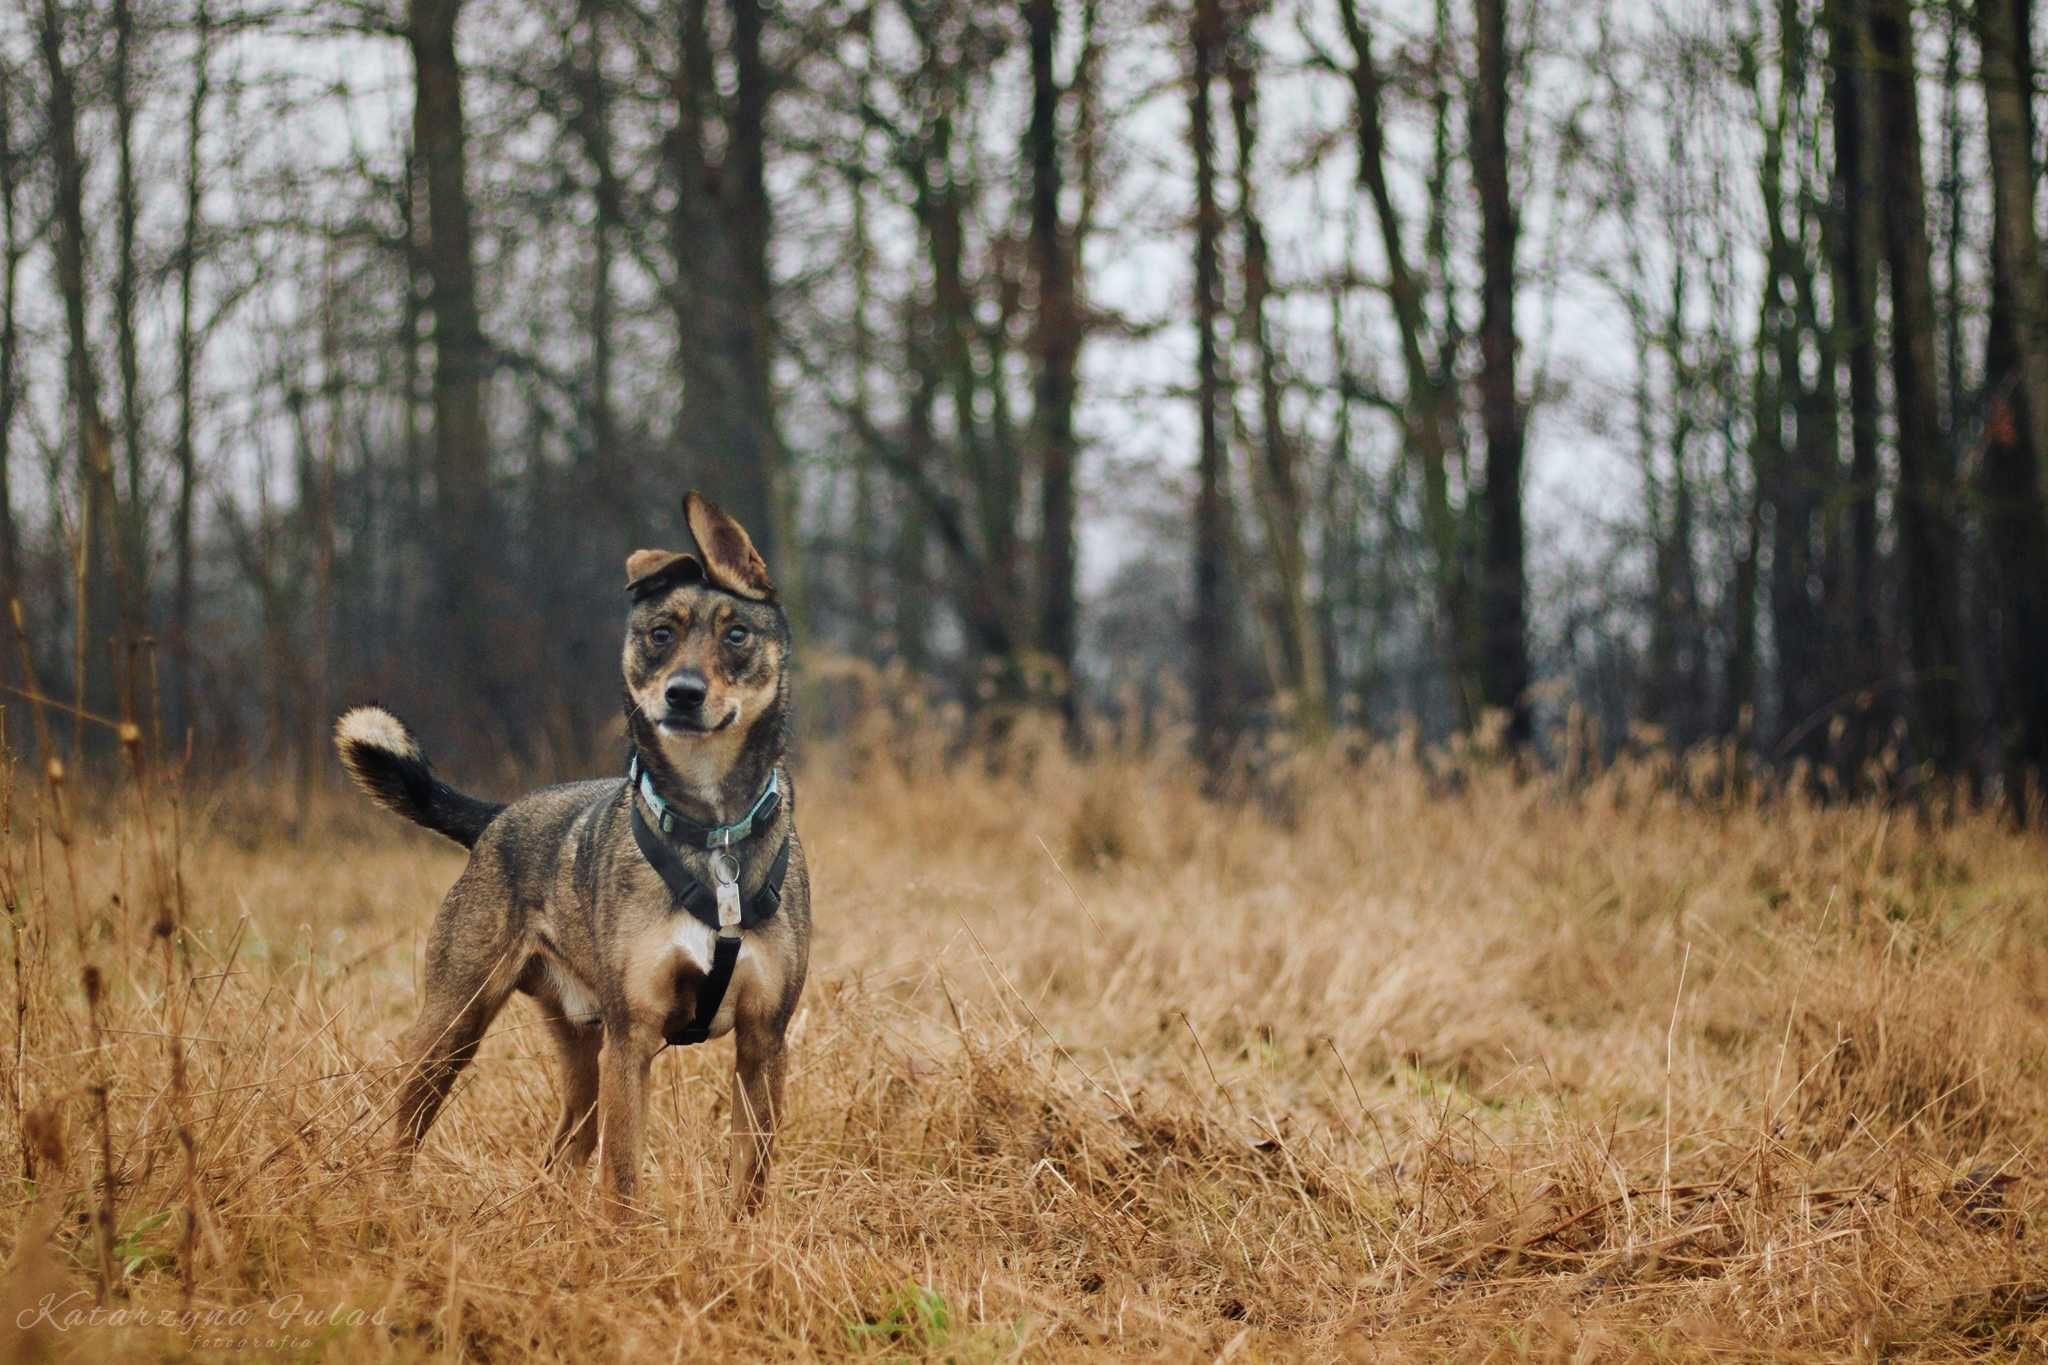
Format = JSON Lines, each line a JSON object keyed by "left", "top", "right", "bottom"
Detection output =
{"left": 669, "top": 915, "right": 711, "bottom": 972}
{"left": 667, "top": 914, "right": 745, "bottom": 973}
{"left": 549, "top": 961, "right": 601, "bottom": 1026}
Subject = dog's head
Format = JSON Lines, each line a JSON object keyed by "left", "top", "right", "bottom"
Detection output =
{"left": 622, "top": 493, "right": 788, "bottom": 772}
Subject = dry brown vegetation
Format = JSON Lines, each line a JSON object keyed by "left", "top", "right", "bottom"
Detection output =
{"left": 3, "top": 704, "right": 2048, "bottom": 1361}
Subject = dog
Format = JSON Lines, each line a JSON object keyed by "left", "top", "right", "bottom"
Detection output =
{"left": 333, "top": 491, "right": 809, "bottom": 1216}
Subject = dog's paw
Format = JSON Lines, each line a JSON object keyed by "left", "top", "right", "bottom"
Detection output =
{"left": 598, "top": 1189, "right": 663, "bottom": 1228}
{"left": 378, "top": 1145, "right": 420, "bottom": 1182}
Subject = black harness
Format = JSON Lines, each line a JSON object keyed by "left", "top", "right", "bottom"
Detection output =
{"left": 626, "top": 759, "right": 791, "bottom": 1046}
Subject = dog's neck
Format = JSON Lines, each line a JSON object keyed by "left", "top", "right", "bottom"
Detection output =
{"left": 625, "top": 698, "right": 784, "bottom": 829}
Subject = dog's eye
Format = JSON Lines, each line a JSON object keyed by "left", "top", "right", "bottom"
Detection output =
{"left": 723, "top": 625, "right": 750, "bottom": 647}
{"left": 648, "top": 626, "right": 675, "bottom": 648}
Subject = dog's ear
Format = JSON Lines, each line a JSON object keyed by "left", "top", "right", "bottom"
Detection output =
{"left": 683, "top": 491, "right": 776, "bottom": 601}
{"left": 624, "top": 549, "right": 703, "bottom": 599}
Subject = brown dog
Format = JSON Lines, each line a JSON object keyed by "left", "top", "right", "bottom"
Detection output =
{"left": 334, "top": 492, "right": 809, "bottom": 1215}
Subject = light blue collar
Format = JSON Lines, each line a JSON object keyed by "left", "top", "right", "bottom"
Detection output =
{"left": 628, "top": 753, "right": 780, "bottom": 849}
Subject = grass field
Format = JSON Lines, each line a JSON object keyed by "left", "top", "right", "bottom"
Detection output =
{"left": 3, "top": 712, "right": 2048, "bottom": 1361}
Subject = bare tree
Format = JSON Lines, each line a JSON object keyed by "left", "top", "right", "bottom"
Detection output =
{"left": 112, "top": 0, "right": 148, "bottom": 637}
{"left": 1333, "top": 0, "right": 1471, "bottom": 725}
{"left": 1979, "top": 0, "right": 2048, "bottom": 471}
{"left": 1027, "top": 0, "right": 1080, "bottom": 726}
{"left": 409, "top": 0, "right": 497, "bottom": 732}
{"left": 0, "top": 53, "right": 22, "bottom": 618}
{"left": 570, "top": 0, "right": 619, "bottom": 482}
{"left": 1190, "top": 0, "right": 1230, "bottom": 765}
{"left": 1870, "top": 0, "right": 1966, "bottom": 768}
{"left": 38, "top": 0, "right": 134, "bottom": 746}
{"left": 1743, "top": 0, "right": 1832, "bottom": 760}
{"left": 172, "top": 0, "right": 213, "bottom": 741}
{"left": 1824, "top": 0, "right": 1885, "bottom": 778}
{"left": 1224, "top": 5, "right": 1324, "bottom": 729}
{"left": 862, "top": 0, "right": 1026, "bottom": 668}
{"left": 1977, "top": 0, "right": 2048, "bottom": 809}
{"left": 1473, "top": 0, "right": 1530, "bottom": 743}
{"left": 665, "top": 0, "right": 790, "bottom": 610}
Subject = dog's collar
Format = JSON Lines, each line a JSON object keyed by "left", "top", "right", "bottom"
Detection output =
{"left": 628, "top": 752, "right": 781, "bottom": 848}
{"left": 629, "top": 800, "right": 791, "bottom": 936}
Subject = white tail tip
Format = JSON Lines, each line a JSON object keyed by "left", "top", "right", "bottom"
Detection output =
{"left": 334, "top": 705, "right": 422, "bottom": 763}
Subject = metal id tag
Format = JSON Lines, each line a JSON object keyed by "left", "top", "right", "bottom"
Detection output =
{"left": 712, "top": 851, "right": 742, "bottom": 931}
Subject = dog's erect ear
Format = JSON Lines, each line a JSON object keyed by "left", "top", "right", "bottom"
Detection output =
{"left": 683, "top": 491, "right": 776, "bottom": 601}
{"left": 624, "top": 549, "right": 703, "bottom": 599}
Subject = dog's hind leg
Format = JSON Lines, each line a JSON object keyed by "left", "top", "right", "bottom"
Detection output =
{"left": 391, "top": 910, "right": 521, "bottom": 1163}
{"left": 729, "top": 1014, "right": 788, "bottom": 1216}
{"left": 542, "top": 1013, "right": 601, "bottom": 1172}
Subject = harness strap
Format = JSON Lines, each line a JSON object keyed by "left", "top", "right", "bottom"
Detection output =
{"left": 630, "top": 801, "right": 790, "bottom": 931}
{"left": 628, "top": 797, "right": 791, "bottom": 1047}
{"left": 671, "top": 935, "right": 741, "bottom": 1046}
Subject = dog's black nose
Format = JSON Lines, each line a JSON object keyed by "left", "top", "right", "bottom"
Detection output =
{"left": 665, "top": 671, "right": 709, "bottom": 712}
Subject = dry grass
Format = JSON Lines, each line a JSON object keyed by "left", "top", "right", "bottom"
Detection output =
{"left": 3, "top": 707, "right": 2048, "bottom": 1361}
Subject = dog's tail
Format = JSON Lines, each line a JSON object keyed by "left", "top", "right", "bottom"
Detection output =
{"left": 333, "top": 705, "right": 506, "bottom": 849}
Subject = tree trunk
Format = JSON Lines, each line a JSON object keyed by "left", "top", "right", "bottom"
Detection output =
{"left": 1981, "top": 290, "right": 2048, "bottom": 820}
{"left": 1645, "top": 250, "right": 1705, "bottom": 746}
{"left": 173, "top": 0, "right": 212, "bottom": 747}
{"left": 726, "top": 0, "right": 791, "bottom": 612}
{"left": 1190, "top": 0, "right": 1230, "bottom": 766}
{"left": 409, "top": 0, "right": 495, "bottom": 734}
{"left": 1751, "top": 7, "right": 1828, "bottom": 761}
{"left": 1322, "top": 290, "right": 1364, "bottom": 716}
{"left": 303, "top": 251, "right": 340, "bottom": 826}
{"left": 1871, "top": 0, "right": 1967, "bottom": 770}
{"left": 39, "top": 0, "right": 131, "bottom": 750}
{"left": 1978, "top": 0, "right": 2048, "bottom": 813}
{"left": 1028, "top": 0, "right": 1080, "bottom": 731}
{"left": 940, "top": 174, "right": 1016, "bottom": 659}
{"left": 850, "top": 163, "right": 880, "bottom": 650}
{"left": 0, "top": 57, "right": 20, "bottom": 617}
{"left": 1472, "top": 0, "right": 1530, "bottom": 744}
{"left": 1933, "top": 12, "right": 1960, "bottom": 462}
{"left": 1665, "top": 464, "right": 1703, "bottom": 742}
{"left": 1334, "top": 0, "right": 1471, "bottom": 725}
{"left": 1980, "top": 0, "right": 2048, "bottom": 475}
{"left": 895, "top": 298, "right": 936, "bottom": 673}
{"left": 574, "top": 0, "right": 618, "bottom": 486}
{"left": 1825, "top": 0, "right": 1884, "bottom": 784}
{"left": 667, "top": 0, "right": 713, "bottom": 496}
{"left": 397, "top": 144, "right": 426, "bottom": 642}
{"left": 901, "top": 70, "right": 1018, "bottom": 664}
{"left": 1725, "top": 454, "right": 1763, "bottom": 741}
{"left": 1224, "top": 21, "right": 1325, "bottom": 730}
{"left": 1788, "top": 100, "right": 1840, "bottom": 765}
{"left": 112, "top": 0, "right": 147, "bottom": 664}
{"left": 667, "top": 0, "right": 785, "bottom": 596}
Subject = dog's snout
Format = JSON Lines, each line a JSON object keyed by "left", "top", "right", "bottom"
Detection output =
{"left": 665, "top": 671, "right": 709, "bottom": 712}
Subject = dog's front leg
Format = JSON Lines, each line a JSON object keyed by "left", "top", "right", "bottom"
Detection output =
{"left": 730, "top": 1014, "right": 787, "bottom": 1216}
{"left": 542, "top": 1014, "right": 602, "bottom": 1172}
{"left": 597, "top": 1020, "right": 660, "bottom": 1219}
